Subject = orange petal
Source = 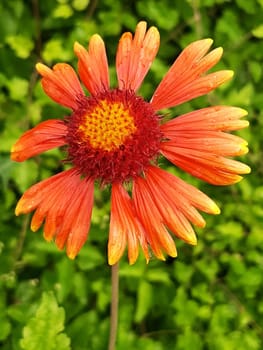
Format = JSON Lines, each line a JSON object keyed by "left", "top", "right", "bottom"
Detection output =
{"left": 159, "top": 70, "right": 233, "bottom": 108}
{"left": 65, "top": 177, "right": 94, "bottom": 259}
{"left": 30, "top": 173, "right": 74, "bottom": 233}
{"left": 15, "top": 169, "right": 76, "bottom": 216}
{"left": 143, "top": 167, "right": 198, "bottom": 245}
{"left": 151, "top": 39, "right": 231, "bottom": 110}
{"left": 161, "top": 106, "right": 249, "bottom": 132}
{"left": 15, "top": 168, "right": 94, "bottom": 258}
{"left": 36, "top": 63, "right": 84, "bottom": 110}
{"left": 108, "top": 183, "right": 149, "bottom": 265}
{"left": 74, "top": 34, "right": 109, "bottom": 95}
{"left": 11, "top": 119, "right": 67, "bottom": 162}
{"left": 146, "top": 166, "right": 220, "bottom": 216}
{"left": 161, "top": 142, "right": 251, "bottom": 185}
{"left": 116, "top": 21, "right": 160, "bottom": 92}
{"left": 162, "top": 130, "right": 248, "bottom": 157}
{"left": 132, "top": 176, "right": 177, "bottom": 260}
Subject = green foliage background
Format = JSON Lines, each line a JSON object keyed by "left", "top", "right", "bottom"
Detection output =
{"left": 0, "top": 0, "right": 263, "bottom": 349}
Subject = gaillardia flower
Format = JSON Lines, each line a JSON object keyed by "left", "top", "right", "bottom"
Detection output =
{"left": 11, "top": 22, "right": 250, "bottom": 265}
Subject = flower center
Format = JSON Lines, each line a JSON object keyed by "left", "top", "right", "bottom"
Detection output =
{"left": 79, "top": 99, "right": 137, "bottom": 151}
{"left": 66, "top": 89, "right": 161, "bottom": 184}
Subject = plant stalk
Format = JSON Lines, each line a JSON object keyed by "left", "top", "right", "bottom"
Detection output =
{"left": 108, "top": 262, "right": 119, "bottom": 350}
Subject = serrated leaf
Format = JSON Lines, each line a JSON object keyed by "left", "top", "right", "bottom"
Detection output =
{"left": 20, "top": 291, "right": 71, "bottom": 350}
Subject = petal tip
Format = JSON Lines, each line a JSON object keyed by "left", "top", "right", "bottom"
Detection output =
{"left": 10, "top": 151, "right": 18, "bottom": 162}
{"left": 225, "top": 70, "right": 234, "bottom": 80}
{"left": 10, "top": 144, "right": 24, "bottom": 162}
{"left": 212, "top": 203, "right": 221, "bottom": 215}
{"left": 90, "top": 33, "right": 103, "bottom": 44}
{"left": 206, "top": 38, "right": 214, "bottom": 46}
{"left": 68, "top": 251, "right": 77, "bottom": 260}
{"left": 14, "top": 207, "right": 20, "bottom": 216}
{"left": 31, "top": 224, "right": 39, "bottom": 232}
{"left": 189, "top": 238, "right": 198, "bottom": 246}
{"left": 239, "top": 108, "right": 248, "bottom": 117}
{"left": 15, "top": 200, "right": 25, "bottom": 216}
{"left": 35, "top": 62, "right": 49, "bottom": 75}
{"left": 43, "top": 232, "right": 53, "bottom": 242}
{"left": 244, "top": 165, "right": 251, "bottom": 174}
{"left": 108, "top": 256, "right": 119, "bottom": 266}
{"left": 170, "top": 250, "right": 178, "bottom": 258}
{"left": 73, "top": 41, "right": 85, "bottom": 55}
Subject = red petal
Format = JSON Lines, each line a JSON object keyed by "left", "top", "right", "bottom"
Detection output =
{"left": 161, "top": 142, "right": 251, "bottom": 185}
{"left": 116, "top": 21, "right": 160, "bottom": 92}
{"left": 132, "top": 176, "right": 177, "bottom": 260}
{"left": 64, "top": 177, "right": 94, "bottom": 259}
{"left": 36, "top": 63, "right": 84, "bottom": 110}
{"left": 15, "top": 169, "right": 76, "bottom": 216}
{"left": 162, "top": 130, "right": 248, "bottom": 157}
{"left": 11, "top": 120, "right": 67, "bottom": 162}
{"left": 74, "top": 35, "right": 109, "bottom": 95}
{"left": 151, "top": 39, "right": 232, "bottom": 110}
{"left": 109, "top": 183, "right": 149, "bottom": 265}
{"left": 147, "top": 166, "right": 220, "bottom": 215}
{"left": 16, "top": 168, "right": 94, "bottom": 258}
{"left": 161, "top": 106, "right": 249, "bottom": 133}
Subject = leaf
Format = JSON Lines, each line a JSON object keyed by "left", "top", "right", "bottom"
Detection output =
{"left": 53, "top": 4, "right": 73, "bottom": 19}
{"left": 72, "top": 0, "right": 90, "bottom": 11}
{"left": 42, "top": 39, "right": 73, "bottom": 63}
{"left": 252, "top": 24, "right": 263, "bottom": 38}
{"left": 146, "top": 268, "right": 171, "bottom": 284}
{"left": 20, "top": 291, "right": 71, "bottom": 350}
{"left": 6, "top": 35, "right": 34, "bottom": 59}
{"left": 176, "top": 328, "right": 202, "bottom": 350}
{"left": 134, "top": 280, "right": 153, "bottom": 323}
{"left": 137, "top": 0, "right": 179, "bottom": 30}
{"left": 11, "top": 160, "right": 38, "bottom": 193}
{"left": 6, "top": 77, "right": 29, "bottom": 101}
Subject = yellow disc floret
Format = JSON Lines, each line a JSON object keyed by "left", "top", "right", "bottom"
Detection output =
{"left": 79, "top": 100, "right": 137, "bottom": 151}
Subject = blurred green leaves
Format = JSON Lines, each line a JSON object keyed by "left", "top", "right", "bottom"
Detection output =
{"left": 6, "top": 35, "right": 34, "bottom": 59}
{"left": 20, "top": 291, "right": 70, "bottom": 350}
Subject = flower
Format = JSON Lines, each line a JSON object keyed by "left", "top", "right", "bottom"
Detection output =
{"left": 11, "top": 21, "right": 250, "bottom": 265}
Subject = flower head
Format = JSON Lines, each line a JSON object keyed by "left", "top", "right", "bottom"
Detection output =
{"left": 11, "top": 22, "right": 250, "bottom": 265}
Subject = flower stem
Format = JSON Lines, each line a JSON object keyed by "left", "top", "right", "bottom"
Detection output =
{"left": 108, "top": 262, "right": 119, "bottom": 350}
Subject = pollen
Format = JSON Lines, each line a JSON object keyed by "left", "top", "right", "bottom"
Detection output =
{"left": 79, "top": 100, "right": 137, "bottom": 151}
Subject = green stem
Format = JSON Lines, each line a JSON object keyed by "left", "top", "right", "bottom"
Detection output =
{"left": 108, "top": 262, "right": 119, "bottom": 350}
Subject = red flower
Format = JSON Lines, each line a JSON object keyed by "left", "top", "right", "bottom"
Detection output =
{"left": 11, "top": 22, "right": 250, "bottom": 264}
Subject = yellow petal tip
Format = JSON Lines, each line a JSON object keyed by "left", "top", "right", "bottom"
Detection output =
{"left": 239, "top": 108, "right": 248, "bottom": 117}
{"left": 244, "top": 165, "right": 251, "bottom": 174}
{"left": 204, "top": 38, "right": 213, "bottom": 46}
{"left": 108, "top": 259, "right": 118, "bottom": 266}
{"left": 15, "top": 201, "right": 24, "bottom": 216}
{"left": 35, "top": 62, "right": 46, "bottom": 73}
{"left": 212, "top": 203, "right": 221, "bottom": 215}
{"left": 68, "top": 252, "right": 77, "bottom": 260}
{"left": 73, "top": 41, "right": 88, "bottom": 58}
{"left": 187, "top": 236, "right": 197, "bottom": 246}
{"left": 31, "top": 225, "right": 38, "bottom": 232}
{"left": 90, "top": 34, "right": 103, "bottom": 43}
{"left": 226, "top": 70, "right": 234, "bottom": 79}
